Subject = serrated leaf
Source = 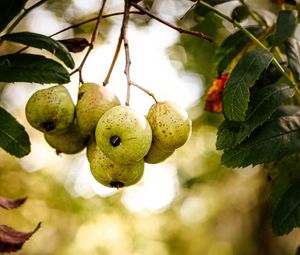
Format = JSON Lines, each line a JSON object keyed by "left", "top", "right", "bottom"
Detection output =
{"left": 0, "top": 223, "right": 41, "bottom": 253}
{"left": 0, "top": 0, "right": 27, "bottom": 32}
{"left": 0, "top": 196, "right": 26, "bottom": 210}
{"left": 273, "top": 10, "right": 298, "bottom": 46}
{"left": 285, "top": 37, "right": 300, "bottom": 82}
{"left": 272, "top": 178, "right": 300, "bottom": 235}
{"left": 0, "top": 107, "right": 30, "bottom": 157}
{"left": 217, "top": 84, "right": 294, "bottom": 149}
{"left": 222, "top": 49, "right": 273, "bottom": 121}
{"left": 214, "top": 26, "right": 264, "bottom": 74}
{"left": 1, "top": 32, "right": 75, "bottom": 68}
{"left": 0, "top": 53, "right": 70, "bottom": 84}
{"left": 222, "top": 115, "right": 300, "bottom": 167}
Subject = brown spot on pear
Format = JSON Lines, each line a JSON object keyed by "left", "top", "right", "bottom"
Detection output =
{"left": 76, "top": 83, "right": 120, "bottom": 134}
{"left": 144, "top": 143, "right": 174, "bottom": 164}
{"left": 25, "top": 85, "right": 75, "bottom": 134}
{"left": 147, "top": 101, "right": 191, "bottom": 151}
{"left": 87, "top": 137, "right": 144, "bottom": 188}
{"left": 95, "top": 105, "right": 152, "bottom": 165}
{"left": 44, "top": 123, "right": 89, "bottom": 154}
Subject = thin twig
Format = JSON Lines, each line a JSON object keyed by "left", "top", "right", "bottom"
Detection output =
{"left": 103, "top": 32, "right": 123, "bottom": 86}
{"left": 5, "top": 0, "right": 48, "bottom": 34}
{"left": 123, "top": 0, "right": 131, "bottom": 106}
{"left": 130, "top": 81, "right": 158, "bottom": 103}
{"left": 103, "top": 1, "right": 133, "bottom": 87}
{"left": 15, "top": 11, "right": 143, "bottom": 55}
{"left": 70, "top": 0, "right": 107, "bottom": 84}
{"left": 131, "top": 2, "right": 213, "bottom": 43}
{"left": 51, "top": 11, "right": 143, "bottom": 37}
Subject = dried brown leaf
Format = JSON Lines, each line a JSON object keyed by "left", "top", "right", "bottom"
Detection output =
{"left": 59, "top": 38, "right": 89, "bottom": 53}
{"left": 0, "top": 196, "right": 27, "bottom": 210}
{"left": 0, "top": 223, "right": 41, "bottom": 253}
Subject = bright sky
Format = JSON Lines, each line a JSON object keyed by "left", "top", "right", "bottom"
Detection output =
{"left": 1, "top": 0, "right": 204, "bottom": 213}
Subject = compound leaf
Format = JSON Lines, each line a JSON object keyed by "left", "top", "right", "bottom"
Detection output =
{"left": 222, "top": 115, "right": 300, "bottom": 167}
{"left": 217, "top": 84, "right": 294, "bottom": 149}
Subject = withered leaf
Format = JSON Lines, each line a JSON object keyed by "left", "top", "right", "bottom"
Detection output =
{"left": 0, "top": 196, "right": 27, "bottom": 210}
{"left": 58, "top": 38, "right": 89, "bottom": 53}
{"left": 0, "top": 223, "right": 41, "bottom": 253}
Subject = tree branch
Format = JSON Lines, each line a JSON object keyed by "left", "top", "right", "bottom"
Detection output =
{"left": 70, "top": 0, "right": 107, "bottom": 84}
{"left": 130, "top": 2, "right": 213, "bottom": 43}
{"left": 123, "top": 0, "right": 131, "bottom": 106}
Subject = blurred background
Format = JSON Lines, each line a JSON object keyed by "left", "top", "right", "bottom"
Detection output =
{"left": 1, "top": 0, "right": 300, "bottom": 254}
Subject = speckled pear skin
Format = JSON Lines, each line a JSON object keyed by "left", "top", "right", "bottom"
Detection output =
{"left": 76, "top": 83, "right": 120, "bottom": 134}
{"left": 25, "top": 85, "right": 75, "bottom": 134}
{"left": 44, "top": 123, "right": 89, "bottom": 154}
{"left": 87, "top": 137, "right": 144, "bottom": 188}
{"left": 147, "top": 101, "right": 192, "bottom": 151}
{"left": 95, "top": 105, "right": 152, "bottom": 165}
{"left": 144, "top": 142, "right": 174, "bottom": 164}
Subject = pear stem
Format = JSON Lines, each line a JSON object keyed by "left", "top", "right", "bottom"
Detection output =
{"left": 130, "top": 82, "right": 158, "bottom": 103}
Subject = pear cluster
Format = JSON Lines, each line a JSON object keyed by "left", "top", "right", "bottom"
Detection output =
{"left": 25, "top": 83, "right": 192, "bottom": 189}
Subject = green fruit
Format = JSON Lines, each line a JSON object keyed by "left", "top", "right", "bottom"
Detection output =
{"left": 87, "top": 137, "right": 144, "bottom": 188}
{"left": 44, "top": 123, "right": 89, "bottom": 154}
{"left": 147, "top": 101, "right": 191, "bottom": 151}
{"left": 95, "top": 105, "right": 152, "bottom": 165}
{"left": 25, "top": 85, "right": 75, "bottom": 134}
{"left": 144, "top": 143, "right": 174, "bottom": 164}
{"left": 76, "top": 83, "right": 120, "bottom": 134}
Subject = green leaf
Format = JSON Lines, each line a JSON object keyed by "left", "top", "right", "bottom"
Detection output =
{"left": 285, "top": 38, "right": 300, "bottom": 82}
{"left": 231, "top": 5, "right": 250, "bottom": 22}
{"left": 0, "top": 107, "right": 30, "bottom": 158}
{"left": 222, "top": 49, "right": 273, "bottom": 121}
{"left": 0, "top": 53, "right": 70, "bottom": 84}
{"left": 268, "top": 155, "right": 300, "bottom": 210}
{"left": 272, "top": 178, "right": 300, "bottom": 235}
{"left": 255, "top": 62, "right": 284, "bottom": 87}
{"left": 0, "top": 0, "right": 27, "bottom": 32}
{"left": 273, "top": 10, "right": 298, "bottom": 46}
{"left": 217, "top": 84, "right": 294, "bottom": 149}
{"left": 214, "top": 26, "right": 264, "bottom": 75}
{"left": 222, "top": 112, "right": 300, "bottom": 167}
{"left": 1, "top": 32, "right": 75, "bottom": 69}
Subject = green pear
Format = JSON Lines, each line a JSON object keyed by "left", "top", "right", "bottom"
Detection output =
{"left": 76, "top": 83, "right": 120, "bottom": 134}
{"left": 87, "top": 137, "right": 144, "bottom": 188}
{"left": 147, "top": 101, "right": 191, "bottom": 151}
{"left": 95, "top": 105, "right": 152, "bottom": 165}
{"left": 25, "top": 85, "right": 75, "bottom": 134}
{"left": 144, "top": 143, "right": 174, "bottom": 164}
{"left": 44, "top": 123, "right": 89, "bottom": 154}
